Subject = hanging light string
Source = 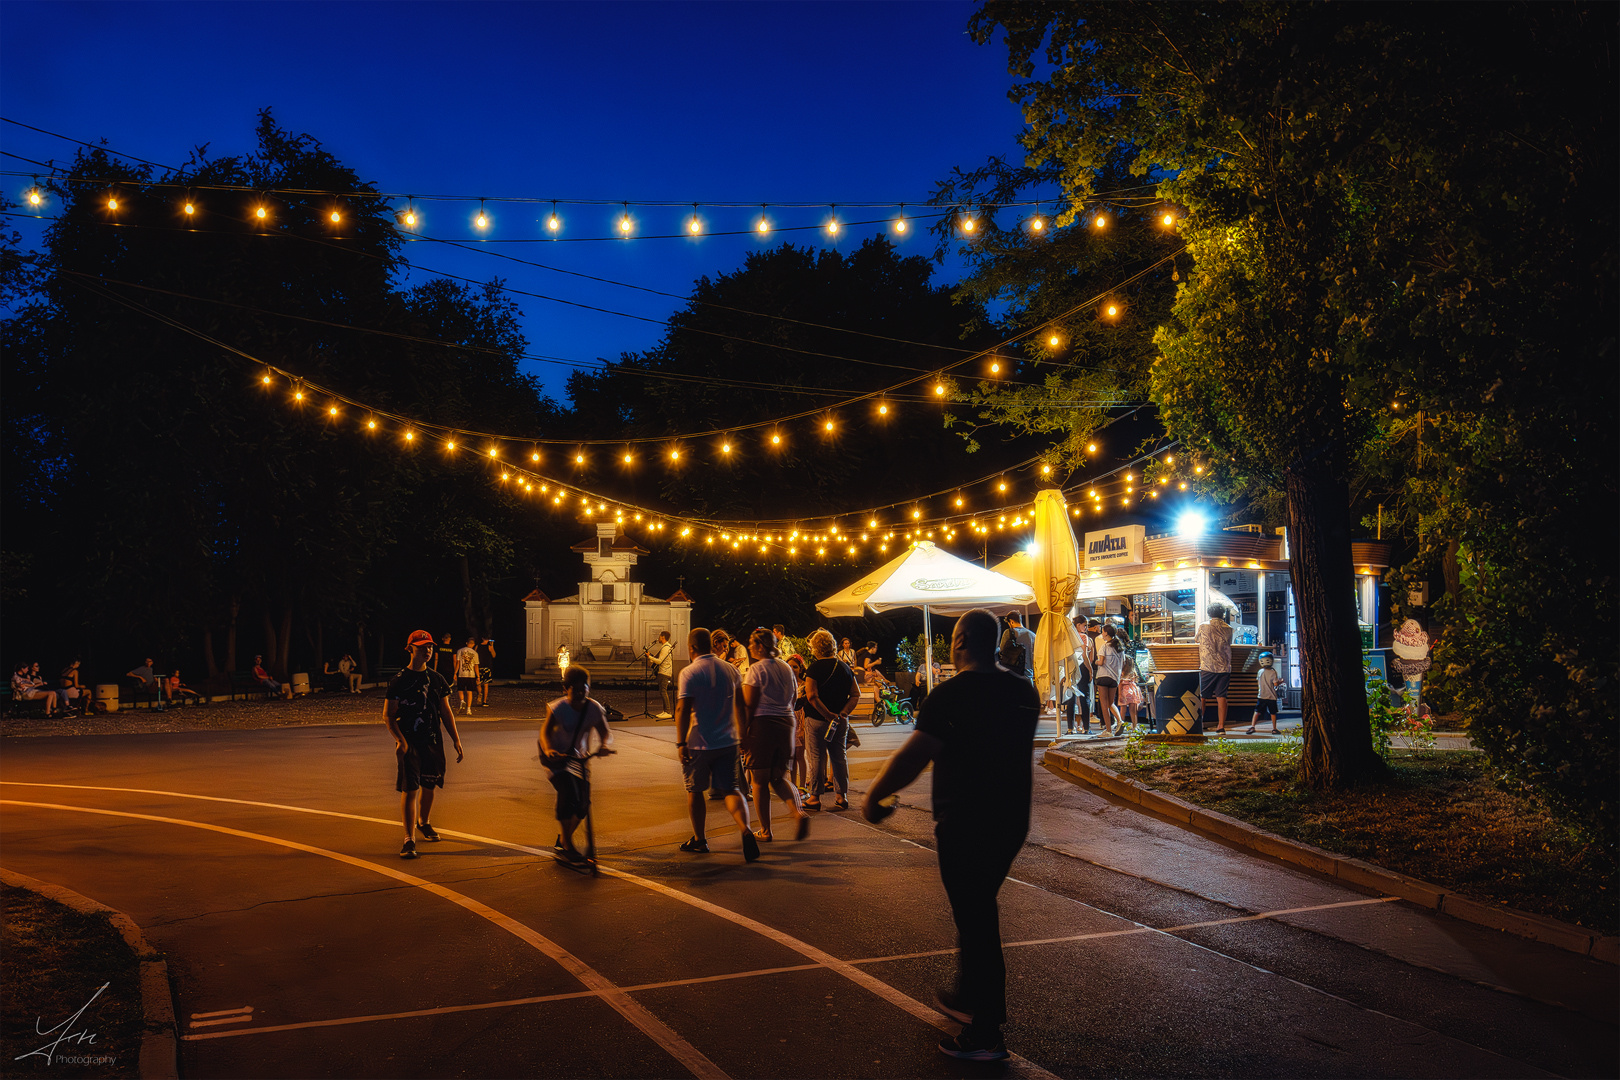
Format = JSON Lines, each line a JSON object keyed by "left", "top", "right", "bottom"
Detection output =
{"left": 50, "top": 240, "right": 1177, "bottom": 444}
{"left": 67, "top": 272, "right": 1188, "bottom": 546}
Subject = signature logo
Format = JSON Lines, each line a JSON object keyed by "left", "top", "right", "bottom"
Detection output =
{"left": 909, "top": 577, "right": 973, "bottom": 592}
{"left": 851, "top": 582, "right": 880, "bottom": 597}
{"left": 15, "top": 983, "right": 109, "bottom": 1066}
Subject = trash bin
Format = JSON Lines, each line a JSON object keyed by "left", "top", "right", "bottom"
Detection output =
{"left": 95, "top": 684, "right": 120, "bottom": 714}
{"left": 1154, "top": 671, "right": 1202, "bottom": 735}
{"left": 291, "top": 673, "right": 310, "bottom": 696}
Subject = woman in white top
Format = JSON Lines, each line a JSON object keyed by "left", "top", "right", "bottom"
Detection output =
{"left": 1094, "top": 624, "right": 1125, "bottom": 737}
{"left": 836, "top": 638, "right": 857, "bottom": 670}
{"left": 738, "top": 627, "right": 809, "bottom": 844}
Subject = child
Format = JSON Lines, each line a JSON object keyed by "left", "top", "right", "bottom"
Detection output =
{"left": 167, "top": 670, "right": 201, "bottom": 702}
{"left": 1118, "top": 655, "right": 1143, "bottom": 729}
{"left": 1248, "top": 650, "right": 1283, "bottom": 734}
{"left": 541, "top": 665, "right": 614, "bottom": 864}
{"left": 385, "top": 630, "right": 464, "bottom": 859}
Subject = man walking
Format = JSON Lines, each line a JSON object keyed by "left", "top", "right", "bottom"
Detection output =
{"left": 998, "top": 612, "right": 1036, "bottom": 681}
{"left": 476, "top": 637, "right": 497, "bottom": 707}
{"left": 674, "top": 628, "right": 757, "bottom": 860}
{"left": 1196, "top": 603, "right": 1234, "bottom": 734}
{"left": 863, "top": 608, "right": 1040, "bottom": 1061}
{"left": 454, "top": 636, "right": 480, "bottom": 715}
{"left": 645, "top": 631, "right": 675, "bottom": 719}
{"left": 385, "top": 630, "right": 464, "bottom": 859}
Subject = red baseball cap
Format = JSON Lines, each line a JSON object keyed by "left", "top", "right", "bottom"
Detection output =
{"left": 406, "top": 630, "right": 436, "bottom": 648}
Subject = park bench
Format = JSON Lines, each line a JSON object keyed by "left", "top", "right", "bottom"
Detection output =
{"left": 0, "top": 688, "right": 50, "bottom": 719}
{"left": 226, "top": 670, "right": 273, "bottom": 702}
{"left": 373, "top": 666, "right": 402, "bottom": 689}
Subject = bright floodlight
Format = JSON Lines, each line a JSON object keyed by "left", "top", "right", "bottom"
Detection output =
{"left": 1177, "top": 511, "right": 1208, "bottom": 537}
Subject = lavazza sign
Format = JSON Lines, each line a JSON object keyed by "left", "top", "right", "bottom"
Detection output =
{"left": 1083, "top": 525, "right": 1145, "bottom": 569}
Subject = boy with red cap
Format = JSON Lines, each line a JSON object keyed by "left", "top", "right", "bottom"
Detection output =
{"left": 386, "top": 630, "right": 464, "bottom": 859}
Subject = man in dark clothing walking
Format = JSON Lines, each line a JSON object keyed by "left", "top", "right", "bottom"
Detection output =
{"left": 386, "top": 630, "right": 465, "bottom": 859}
{"left": 863, "top": 607, "right": 1040, "bottom": 1062}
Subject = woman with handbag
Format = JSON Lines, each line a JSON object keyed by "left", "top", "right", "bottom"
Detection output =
{"left": 802, "top": 629, "right": 858, "bottom": 811}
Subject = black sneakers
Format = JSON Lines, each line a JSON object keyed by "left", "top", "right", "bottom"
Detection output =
{"left": 400, "top": 839, "right": 418, "bottom": 859}
{"left": 741, "top": 830, "right": 761, "bottom": 863}
{"left": 417, "top": 822, "right": 441, "bottom": 842}
{"left": 678, "top": 836, "right": 710, "bottom": 853}
{"left": 938, "top": 1028, "right": 1008, "bottom": 1061}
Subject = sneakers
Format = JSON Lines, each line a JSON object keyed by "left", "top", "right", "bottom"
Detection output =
{"left": 833, "top": 796, "right": 850, "bottom": 811}
{"left": 938, "top": 1029, "right": 1007, "bottom": 1061}
{"left": 678, "top": 836, "right": 710, "bottom": 853}
{"left": 417, "top": 822, "right": 440, "bottom": 842}
{"left": 400, "top": 839, "right": 418, "bottom": 859}
{"left": 741, "top": 830, "right": 760, "bottom": 863}
{"left": 656, "top": 711, "right": 673, "bottom": 719}
{"left": 802, "top": 798, "right": 823, "bottom": 812}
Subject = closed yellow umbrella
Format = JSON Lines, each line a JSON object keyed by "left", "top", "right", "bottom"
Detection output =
{"left": 1030, "top": 489, "right": 1085, "bottom": 718}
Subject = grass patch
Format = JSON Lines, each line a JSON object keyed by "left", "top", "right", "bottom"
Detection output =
{"left": 1, "top": 885, "right": 143, "bottom": 1078}
{"left": 1093, "top": 745, "right": 1617, "bottom": 936}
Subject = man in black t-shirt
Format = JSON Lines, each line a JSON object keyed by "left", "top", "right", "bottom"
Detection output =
{"left": 386, "top": 630, "right": 465, "bottom": 859}
{"left": 863, "top": 608, "right": 1039, "bottom": 1063}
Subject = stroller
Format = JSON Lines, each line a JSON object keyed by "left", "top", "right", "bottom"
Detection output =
{"left": 869, "top": 678, "right": 916, "bottom": 726}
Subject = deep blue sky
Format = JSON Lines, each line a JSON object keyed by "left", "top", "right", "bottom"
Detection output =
{"left": 2, "top": 0, "right": 1031, "bottom": 400}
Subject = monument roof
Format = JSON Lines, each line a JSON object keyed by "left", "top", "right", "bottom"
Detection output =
{"left": 570, "top": 528, "right": 650, "bottom": 555}
{"left": 522, "top": 588, "right": 550, "bottom": 602}
{"left": 667, "top": 589, "right": 694, "bottom": 602}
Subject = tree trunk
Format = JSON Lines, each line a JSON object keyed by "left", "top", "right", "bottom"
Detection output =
{"left": 225, "top": 595, "right": 240, "bottom": 673}
{"left": 1442, "top": 536, "right": 1462, "bottom": 599}
{"left": 1284, "top": 455, "right": 1384, "bottom": 789}
{"left": 260, "top": 608, "right": 279, "bottom": 671}
{"left": 277, "top": 605, "right": 293, "bottom": 680}
{"left": 458, "top": 553, "right": 476, "bottom": 638}
{"left": 357, "top": 622, "right": 368, "bottom": 677}
{"left": 203, "top": 625, "right": 219, "bottom": 679}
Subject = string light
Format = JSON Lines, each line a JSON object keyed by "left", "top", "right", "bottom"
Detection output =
{"left": 367, "top": 417, "right": 378, "bottom": 430}
{"left": 1093, "top": 214, "right": 1107, "bottom": 228}
{"left": 1048, "top": 333, "right": 1061, "bottom": 347}
{"left": 475, "top": 200, "right": 489, "bottom": 231}
{"left": 826, "top": 207, "right": 840, "bottom": 236}
{"left": 255, "top": 204, "right": 268, "bottom": 220}
{"left": 329, "top": 208, "right": 341, "bottom": 224}
{"left": 1162, "top": 213, "right": 1175, "bottom": 226}
{"left": 404, "top": 429, "right": 415, "bottom": 442}
{"left": 184, "top": 200, "right": 195, "bottom": 217}
{"left": 401, "top": 199, "right": 417, "bottom": 229}
{"left": 1105, "top": 304, "right": 1119, "bottom": 317}
{"left": 107, "top": 195, "right": 119, "bottom": 211}
{"left": 575, "top": 452, "right": 585, "bottom": 464}
{"left": 756, "top": 206, "right": 770, "bottom": 234}
{"left": 960, "top": 214, "right": 976, "bottom": 234}
{"left": 934, "top": 383, "right": 946, "bottom": 396}
{"left": 27, "top": 186, "right": 42, "bottom": 208}
{"left": 1087, "top": 443, "right": 1098, "bottom": 453}
{"left": 619, "top": 203, "right": 633, "bottom": 235}
{"left": 877, "top": 402, "right": 889, "bottom": 416}
{"left": 688, "top": 204, "right": 702, "bottom": 235}
{"left": 1029, "top": 214, "right": 1044, "bottom": 233}
{"left": 894, "top": 205, "right": 907, "bottom": 234}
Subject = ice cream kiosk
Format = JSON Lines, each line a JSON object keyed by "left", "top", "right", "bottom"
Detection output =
{"left": 1071, "top": 523, "right": 1392, "bottom": 733}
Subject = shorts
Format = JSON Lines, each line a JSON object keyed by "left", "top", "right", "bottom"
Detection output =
{"left": 456, "top": 677, "right": 477, "bottom": 692}
{"left": 396, "top": 739, "right": 447, "bottom": 792}
{"left": 547, "top": 760, "right": 590, "bottom": 820}
{"left": 683, "top": 745, "right": 740, "bottom": 796}
{"left": 1255, "top": 698, "right": 1279, "bottom": 717}
{"left": 1095, "top": 676, "right": 1118, "bottom": 689}
{"left": 743, "top": 715, "right": 793, "bottom": 775}
{"left": 1199, "top": 670, "right": 1230, "bottom": 700}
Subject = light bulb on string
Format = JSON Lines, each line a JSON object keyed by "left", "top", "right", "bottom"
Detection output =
{"left": 487, "top": 446, "right": 499, "bottom": 459}
{"left": 107, "top": 194, "right": 119, "bottom": 211}
{"left": 894, "top": 204, "right": 907, "bottom": 234}
{"left": 1048, "top": 333, "right": 1062, "bottom": 348}
{"left": 877, "top": 401, "right": 889, "bottom": 417}
{"left": 404, "top": 428, "right": 415, "bottom": 443}
{"left": 475, "top": 200, "right": 489, "bottom": 231}
{"left": 1087, "top": 442, "right": 1098, "bottom": 453}
{"left": 329, "top": 208, "right": 341, "bottom": 225}
{"left": 183, "top": 198, "right": 196, "bottom": 217}
{"left": 548, "top": 201, "right": 560, "bottom": 233}
{"left": 1162, "top": 212, "right": 1175, "bottom": 227}
{"left": 531, "top": 447, "right": 541, "bottom": 462}
{"left": 255, "top": 203, "right": 268, "bottom": 221}
{"left": 688, "top": 204, "right": 701, "bottom": 235}
{"left": 989, "top": 359, "right": 1001, "bottom": 376}
{"left": 368, "top": 417, "right": 379, "bottom": 431}
{"left": 26, "top": 184, "right": 43, "bottom": 208}
{"left": 934, "top": 382, "right": 946, "bottom": 397}
{"left": 575, "top": 452, "right": 585, "bottom": 465}
{"left": 826, "top": 207, "right": 840, "bottom": 237}
{"left": 756, "top": 205, "right": 770, "bottom": 234}
{"left": 1093, "top": 213, "right": 1107, "bottom": 229}
{"left": 1029, "top": 211, "right": 1044, "bottom": 233}
{"left": 619, "top": 202, "right": 632, "bottom": 235}
{"left": 401, "top": 199, "right": 417, "bottom": 229}
{"left": 960, "top": 213, "right": 976, "bottom": 234}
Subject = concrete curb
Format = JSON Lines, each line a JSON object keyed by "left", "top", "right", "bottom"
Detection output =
{"left": 1, "top": 868, "right": 179, "bottom": 1079}
{"left": 1042, "top": 745, "right": 1617, "bottom": 965}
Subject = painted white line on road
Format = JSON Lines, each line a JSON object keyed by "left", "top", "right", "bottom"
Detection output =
{"left": 188, "top": 1015, "right": 255, "bottom": 1030}
{"left": 190, "top": 1006, "right": 253, "bottom": 1019}
{"left": 1, "top": 781, "right": 1059, "bottom": 1079}
{"left": 1, "top": 800, "right": 728, "bottom": 1080}
{"left": 184, "top": 964, "right": 828, "bottom": 1042}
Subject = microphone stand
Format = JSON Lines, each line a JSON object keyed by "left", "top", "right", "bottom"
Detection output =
{"left": 624, "top": 644, "right": 655, "bottom": 719}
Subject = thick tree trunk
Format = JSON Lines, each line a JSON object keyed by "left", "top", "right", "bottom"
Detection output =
{"left": 1442, "top": 537, "right": 1461, "bottom": 599}
{"left": 225, "top": 595, "right": 239, "bottom": 672}
{"left": 1284, "top": 455, "right": 1384, "bottom": 789}
{"left": 203, "top": 626, "right": 219, "bottom": 680}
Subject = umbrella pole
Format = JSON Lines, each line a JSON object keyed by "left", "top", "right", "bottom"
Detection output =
{"left": 923, "top": 605, "right": 933, "bottom": 697}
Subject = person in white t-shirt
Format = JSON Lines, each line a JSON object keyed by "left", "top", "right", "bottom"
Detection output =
{"left": 738, "top": 627, "right": 809, "bottom": 844}
{"left": 1248, "top": 650, "right": 1283, "bottom": 735}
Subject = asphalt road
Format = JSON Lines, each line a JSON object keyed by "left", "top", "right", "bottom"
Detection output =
{"left": 1, "top": 704, "right": 1614, "bottom": 1079}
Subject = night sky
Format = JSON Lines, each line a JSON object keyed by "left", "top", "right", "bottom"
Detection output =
{"left": 2, "top": 1, "right": 1029, "bottom": 399}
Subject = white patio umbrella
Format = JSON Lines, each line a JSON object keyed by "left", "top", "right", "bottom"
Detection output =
{"left": 816, "top": 541, "right": 1035, "bottom": 693}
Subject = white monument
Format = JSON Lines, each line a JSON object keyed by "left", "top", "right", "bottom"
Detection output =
{"left": 524, "top": 521, "right": 692, "bottom": 677}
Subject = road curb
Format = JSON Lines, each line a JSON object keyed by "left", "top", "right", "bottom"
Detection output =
{"left": 1, "top": 868, "right": 179, "bottom": 1079}
{"left": 1041, "top": 746, "right": 1617, "bottom": 965}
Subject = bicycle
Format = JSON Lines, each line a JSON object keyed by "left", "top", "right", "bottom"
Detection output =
{"left": 869, "top": 679, "right": 916, "bottom": 727}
